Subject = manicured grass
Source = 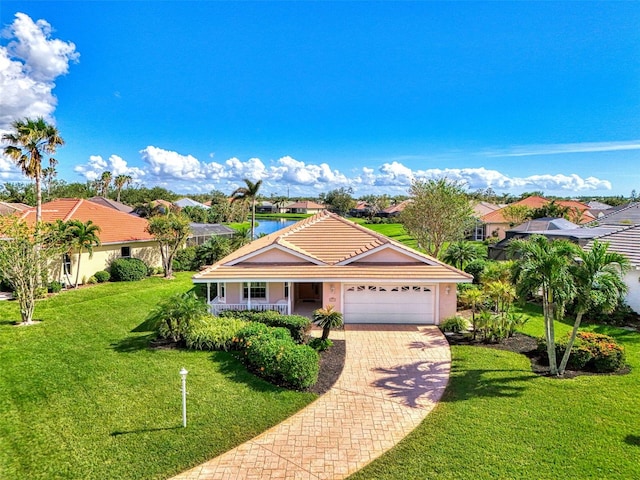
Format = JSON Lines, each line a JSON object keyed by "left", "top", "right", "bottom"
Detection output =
{"left": 0, "top": 273, "right": 315, "bottom": 479}
{"left": 350, "top": 306, "right": 640, "bottom": 479}
{"left": 360, "top": 222, "right": 419, "bottom": 250}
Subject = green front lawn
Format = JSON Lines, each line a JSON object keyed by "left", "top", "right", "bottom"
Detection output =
{"left": 0, "top": 274, "right": 315, "bottom": 479}
{"left": 351, "top": 307, "right": 640, "bottom": 479}
{"left": 360, "top": 222, "right": 419, "bottom": 249}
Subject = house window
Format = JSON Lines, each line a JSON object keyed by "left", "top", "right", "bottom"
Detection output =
{"left": 243, "top": 282, "right": 267, "bottom": 299}
{"left": 121, "top": 246, "right": 131, "bottom": 258}
{"left": 211, "top": 282, "right": 225, "bottom": 299}
{"left": 63, "top": 254, "right": 72, "bottom": 276}
{"left": 284, "top": 282, "right": 289, "bottom": 298}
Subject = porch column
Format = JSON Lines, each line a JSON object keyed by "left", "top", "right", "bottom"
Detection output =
{"left": 247, "top": 281, "right": 251, "bottom": 310}
{"left": 287, "top": 281, "right": 292, "bottom": 315}
{"left": 206, "top": 283, "right": 211, "bottom": 303}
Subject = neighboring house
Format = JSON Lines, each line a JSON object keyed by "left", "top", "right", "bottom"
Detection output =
{"left": 20, "top": 199, "right": 161, "bottom": 285}
{"left": 587, "top": 202, "right": 640, "bottom": 226}
{"left": 187, "top": 223, "right": 236, "bottom": 246}
{"left": 88, "top": 196, "right": 135, "bottom": 214}
{"left": 286, "top": 201, "right": 326, "bottom": 214}
{"left": 349, "top": 201, "right": 371, "bottom": 217}
{"left": 174, "top": 198, "right": 209, "bottom": 209}
{"left": 0, "top": 202, "right": 30, "bottom": 216}
{"left": 480, "top": 196, "right": 594, "bottom": 240}
{"left": 256, "top": 201, "right": 276, "bottom": 214}
{"left": 469, "top": 201, "right": 502, "bottom": 241}
{"left": 586, "top": 200, "right": 614, "bottom": 218}
{"left": 193, "top": 211, "right": 472, "bottom": 324}
{"left": 378, "top": 199, "right": 412, "bottom": 218}
{"left": 585, "top": 225, "right": 640, "bottom": 314}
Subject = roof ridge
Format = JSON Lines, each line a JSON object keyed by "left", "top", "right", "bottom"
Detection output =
{"left": 65, "top": 198, "right": 83, "bottom": 221}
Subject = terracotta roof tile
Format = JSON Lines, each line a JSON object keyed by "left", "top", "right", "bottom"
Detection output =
{"left": 20, "top": 198, "right": 155, "bottom": 244}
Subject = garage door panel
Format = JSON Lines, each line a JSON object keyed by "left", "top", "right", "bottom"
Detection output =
{"left": 344, "top": 284, "right": 435, "bottom": 324}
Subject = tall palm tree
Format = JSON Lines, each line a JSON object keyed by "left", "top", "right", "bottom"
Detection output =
{"left": 42, "top": 157, "right": 58, "bottom": 200}
{"left": 2, "top": 117, "right": 64, "bottom": 224}
{"left": 231, "top": 178, "right": 262, "bottom": 239}
{"left": 509, "top": 235, "right": 578, "bottom": 375}
{"left": 558, "top": 240, "right": 630, "bottom": 374}
{"left": 68, "top": 220, "right": 101, "bottom": 287}
{"left": 113, "top": 174, "right": 132, "bottom": 202}
{"left": 99, "top": 171, "right": 113, "bottom": 197}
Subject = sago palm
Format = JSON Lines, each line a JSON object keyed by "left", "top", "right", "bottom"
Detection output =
{"left": 313, "top": 305, "right": 344, "bottom": 341}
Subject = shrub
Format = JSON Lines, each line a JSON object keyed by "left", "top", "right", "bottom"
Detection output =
{"left": 219, "top": 310, "right": 312, "bottom": 343}
{"left": 146, "top": 292, "right": 209, "bottom": 342}
{"left": 47, "top": 281, "right": 63, "bottom": 293}
{"left": 309, "top": 337, "right": 333, "bottom": 351}
{"left": 173, "top": 246, "right": 197, "bottom": 272}
{"left": 583, "top": 302, "right": 638, "bottom": 327}
{"left": 236, "top": 322, "right": 292, "bottom": 345}
{"left": 93, "top": 270, "right": 110, "bottom": 283}
{"left": 464, "top": 259, "right": 487, "bottom": 284}
{"left": 87, "top": 276, "right": 98, "bottom": 284}
{"left": 184, "top": 316, "right": 247, "bottom": 351}
{"left": 110, "top": 258, "right": 148, "bottom": 282}
{"left": 440, "top": 315, "right": 469, "bottom": 333}
{"left": 551, "top": 331, "right": 626, "bottom": 373}
{"left": 242, "top": 333, "right": 319, "bottom": 389}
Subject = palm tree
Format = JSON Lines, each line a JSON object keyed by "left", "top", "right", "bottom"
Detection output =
{"left": 459, "top": 286, "right": 485, "bottom": 340}
{"left": 2, "top": 117, "right": 64, "bottom": 224}
{"left": 231, "top": 178, "right": 263, "bottom": 239}
{"left": 558, "top": 240, "right": 630, "bottom": 374}
{"left": 68, "top": 220, "right": 101, "bottom": 287}
{"left": 313, "top": 304, "right": 344, "bottom": 341}
{"left": 114, "top": 174, "right": 132, "bottom": 202}
{"left": 99, "top": 171, "right": 112, "bottom": 197}
{"left": 509, "top": 235, "right": 578, "bottom": 375}
{"left": 442, "top": 241, "right": 482, "bottom": 270}
{"left": 42, "top": 157, "right": 58, "bottom": 200}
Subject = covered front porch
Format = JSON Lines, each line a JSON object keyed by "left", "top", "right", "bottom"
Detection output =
{"left": 201, "top": 280, "right": 337, "bottom": 318}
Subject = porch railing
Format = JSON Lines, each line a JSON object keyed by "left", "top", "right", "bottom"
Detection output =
{"left": 209, "top": 301, "right": 288, "bottom": 316}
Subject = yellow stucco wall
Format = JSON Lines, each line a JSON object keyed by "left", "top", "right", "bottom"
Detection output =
{"left": 52, "top": 242, "right": 161, "bottom": 285}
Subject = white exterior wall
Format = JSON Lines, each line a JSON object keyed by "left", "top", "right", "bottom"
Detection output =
{"left": 624, "top": 269, "right": 640, "bottom": 314}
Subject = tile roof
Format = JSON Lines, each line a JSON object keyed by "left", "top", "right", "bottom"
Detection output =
{"left": 585, "top": 224, "right": 640, "bottom": 266}
{"left": 589, "top": 202, "right": 640, "bottom": 226}
{"left": 481, "top": 196, "right": 593, "bottom": 224}
{"left": 0, "top": 202, "right": 30, "bottom": 215}
{"left": 20, "top": 198, "right": 156, "bottom": 244}
{"left": 174, "top": 198, "right": 209, "bottom": 209}
{"left": 194, "top": 211, "right": 471, "bottom": 282}
{"left": 88, "top": 196, "right": 134, "bottom": 214}
{"left": 381, "top": 200, "right": 411, "bottom": 215}
{"left": 286, "top": 200, "right": 326, "bottom": 210}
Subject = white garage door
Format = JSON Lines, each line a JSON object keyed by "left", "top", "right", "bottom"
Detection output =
{"left": 343, "top": 284, "right": 435, "bottom": 324}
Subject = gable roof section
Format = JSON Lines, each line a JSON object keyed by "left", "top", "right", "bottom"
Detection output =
{"left": 88, "top": 196, "right": 134, "bottom": 214}
{"left": 195, "top": 211, "right": 471, "bottom": 282}
{"left": 481, "top": 196, "right": 593, "bottom": 224}
{"left": 20, "top": 198, "right": 155, "bottom": 244}
{"left": 589, "top": 202, "right": 640, "bottom": 226}
{"left": 286, "top": 200, "right": 326, "bottom": 210}
{"left": 0, "top": 202, "right": 30, "bottom": 215}
{"left": 585, "top": 224, "right": 640, "bottom": 267}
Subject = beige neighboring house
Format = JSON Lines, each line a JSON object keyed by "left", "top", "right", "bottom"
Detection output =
{"left": 285, "top": 200, "right": 326, "bottom": 214}
{"left": 20, "top": 198, "right": 161, "bottom": 285}
{"left": 0, "top": 202, "right": 31, "bottom": 216}
{"left": 193, "top": 211, "right": 472, "bottom": 324}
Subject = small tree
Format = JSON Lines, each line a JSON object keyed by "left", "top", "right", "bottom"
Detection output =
{"left": 459, "top": 286, "right": 485, "bottom": 340}
{"left": 502, "top": 204, "right": 531, "bottom": 227}
{"left": 312, "top": 304, "right": 344, "bottom": 341}
{"left": 68, "top": 220, "right": 101, "bottom": 287}
{"left": 400, "top": 178, "right": 475, "bottom": 257}
{"left": 441, "top": 241, "right": 483, "bottom": 270}
{"left": 321, "top": 187, "right": 356, "bottom": 216}
{"left": 146, "top": 212, "right": 191, "bottom": 279}
{"left": 0, "top": 218, "right": 65, "bottom": 324}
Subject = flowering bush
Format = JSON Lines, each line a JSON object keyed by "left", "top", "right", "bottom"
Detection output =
{"left": 544, "top": 332, "right": 626, "bottom": 373}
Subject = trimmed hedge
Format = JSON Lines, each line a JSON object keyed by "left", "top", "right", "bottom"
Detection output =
{"left": 219, "top": 310, "right": 311, "bottom": 343}
{"left": 184, "top": 316, "right": 247, "bottom": 351}
{"left": 239, "top": 325, "right": 319, "bottom": 390}
{"left": 539, "top": 331, "right": 626, "bottom": 373}
{"left": 110, "top": 258, "right": 148, "bottom": 282}
{"left": 93, "top": 270, "right": 110, "bottom": 283}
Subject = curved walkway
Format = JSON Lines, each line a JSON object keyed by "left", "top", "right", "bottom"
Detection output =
{"left": 172, "top": 325, "right": 451, "bottom": 480}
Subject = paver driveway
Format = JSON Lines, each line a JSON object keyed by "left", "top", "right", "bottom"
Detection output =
{"left": 172, "top": 324, "right": 451, "bottom": 480}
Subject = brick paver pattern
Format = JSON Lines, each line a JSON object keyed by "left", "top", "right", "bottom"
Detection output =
{"left": 172, "top": 325, "right": 450, "bottom": 480}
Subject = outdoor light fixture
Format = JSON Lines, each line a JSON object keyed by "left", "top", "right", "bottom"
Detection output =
{"left": 445, "top": 286, "right": 451, "bottom": 295}
{"left": 330, "top": 284, "right": 335, "bottom": 294}
{"left": 180, "top": 367, "right": 188, "bottom": 428}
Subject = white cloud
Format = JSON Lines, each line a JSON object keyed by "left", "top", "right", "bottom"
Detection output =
{"left": 0, "top": 12, "right": 78, "bottom": 130}
{"left": 140, "top": 146, "right": 204, "bottom": 180}
{"left": 74, "top": 154, "right": 145, "bottom": 181}
{"left": 486, "top": 140, "right": 640, "bottom": 157}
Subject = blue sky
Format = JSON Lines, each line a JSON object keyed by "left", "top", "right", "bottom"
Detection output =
{"left": 1, "top": 1, "right": 639, "bottom": 198}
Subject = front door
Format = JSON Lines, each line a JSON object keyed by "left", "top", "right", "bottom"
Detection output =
{"left": 297, "top": 282, "right": 322, "bottom": 302}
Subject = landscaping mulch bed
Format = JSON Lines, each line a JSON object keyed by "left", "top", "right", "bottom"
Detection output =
{"left": 444, "top": 332, "right": 630, "bottom": 378}
{"left": 309, "top": 339, "right": 346, "bottom": 395}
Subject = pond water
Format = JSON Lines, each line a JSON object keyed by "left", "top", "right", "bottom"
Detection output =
{"left": 254, "top": 219, "right": 297, "bottom": 237}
